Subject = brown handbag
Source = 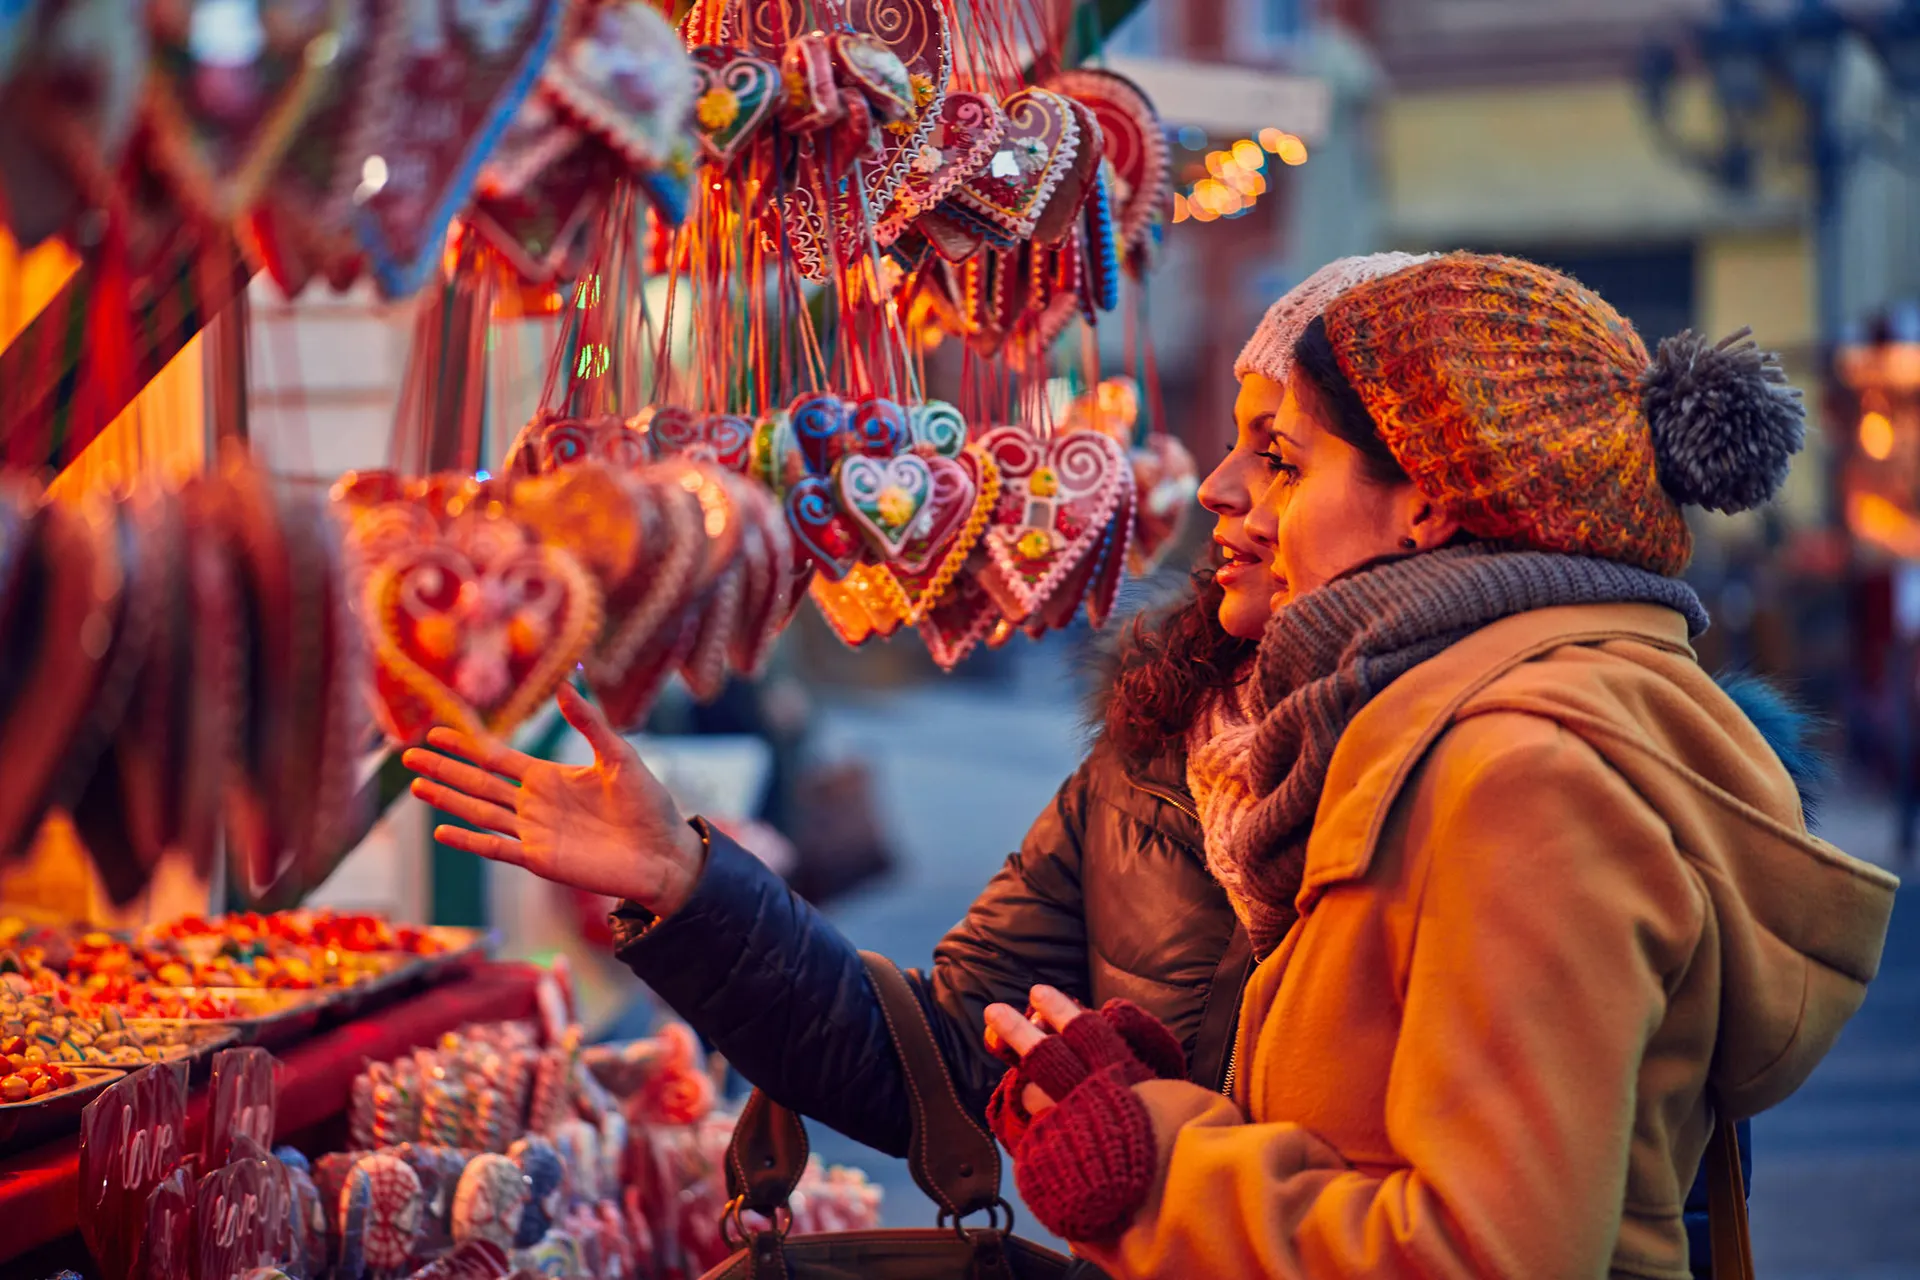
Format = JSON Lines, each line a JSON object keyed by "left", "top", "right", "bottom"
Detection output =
{"left": 698, "top": 952, "right": 1089, "bottom": 1280}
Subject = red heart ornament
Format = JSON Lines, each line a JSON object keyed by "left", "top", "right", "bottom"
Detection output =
{"left": 1031, "top": 99, "right": 1105, "bottom": 244}
{"left": 876, "top": 91, "right": 1005, "bottom": 245}
{"left": 644, "top": 408, "right": 753, "bottom": 472}
{"left": 785, "top": 476, "right": 861, "bottom": 581}
{"left": 778, "top": 33, "right": 843, "bottom": 134}
{"left": 365, "top": 514, "right": 601, "bottom": 744}
{"left": 973, "top": 427, "right": 1128, "bottom": 623}
{"left": 951, "top": 88, "right": 1080, "bottom": 240}
{"left": 467, "top": 136, "right": 613, "bottom": 286}
{"left": 354, "top": 0, "right": 564, "bottom": 298}
{"left": 540, "top": 0, "right": 695, "bottom": 173}
{"left": 1046, "top": 67, "right": 1169, "bottom": 259}
{"left": 915, "top": 569, "right": 997, "bottom": 670}
{"left": 575, "top": 477, "right": 705, "bottom": 732}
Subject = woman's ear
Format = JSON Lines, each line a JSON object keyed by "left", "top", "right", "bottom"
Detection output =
{"left": 1405, "top": 498, "right": 1462, "bottom": 551}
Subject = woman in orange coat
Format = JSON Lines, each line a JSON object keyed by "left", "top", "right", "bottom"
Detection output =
{"left": 984, "top": 253, "right": 1900, "bottom": 1278}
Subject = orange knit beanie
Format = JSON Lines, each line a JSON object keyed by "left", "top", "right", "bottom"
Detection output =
{"left": 1320, "top": 252, "right": 1806, "bottom": 577}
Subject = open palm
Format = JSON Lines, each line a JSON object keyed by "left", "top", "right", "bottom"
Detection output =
{"left": 401, "top": 684, "right": 707, "bottom": 916}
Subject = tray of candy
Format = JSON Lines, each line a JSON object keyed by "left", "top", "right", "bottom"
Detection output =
{"left": 34, "top": 1019, "right": 239, "bottom": 1072}
{"left": 322, "top": 927, "right": 500, "bottom": 1020}
{"left": 122, "top": 987, "right": 332, "bottom": 1049}
{"left": 0, "top": 1065, "right": 124, "bottom": 1148}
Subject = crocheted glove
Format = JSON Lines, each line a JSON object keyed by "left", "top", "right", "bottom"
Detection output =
{"left": 986, "top": 1001, "right": 1184, "bottom": 1242}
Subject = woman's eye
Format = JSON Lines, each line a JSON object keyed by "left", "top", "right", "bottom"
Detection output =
{"left": 1261, "top": 449, "right": 1299, "bottom": 481}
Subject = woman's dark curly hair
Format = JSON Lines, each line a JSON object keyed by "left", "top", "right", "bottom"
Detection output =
{"left": 1101, "top": 313, "right": 1406, "bottom": 766}
{"left": 1101, "top": 561, "right": 1256, "bottom": 765}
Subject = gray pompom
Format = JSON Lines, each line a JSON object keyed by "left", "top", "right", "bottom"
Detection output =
{"left": 1640, "top": 327, "right": 1805, "bottom": 514}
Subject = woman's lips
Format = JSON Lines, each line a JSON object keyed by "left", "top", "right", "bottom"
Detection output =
{"left": 1214, "top": 543, "right": 1264, "bottom": 587}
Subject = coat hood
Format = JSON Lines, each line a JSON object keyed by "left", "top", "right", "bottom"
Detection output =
{"left": 1447, "top": 609, "right": 1897, "bottom": 1119}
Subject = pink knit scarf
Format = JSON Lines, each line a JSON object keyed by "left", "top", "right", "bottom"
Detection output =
{"left": 1184, "top": 668, "right": 1266, "bottom": 942}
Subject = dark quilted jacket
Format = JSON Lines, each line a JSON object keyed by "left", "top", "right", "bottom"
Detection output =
{"left": 609, "top": 733, "right": 1246, "bottom": 1157}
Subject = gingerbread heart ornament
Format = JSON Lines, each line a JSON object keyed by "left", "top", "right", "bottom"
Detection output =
{"left": 541, "top": 0, "right": 695, "bottom": 173}
{"left": 876, "top": 91, "right": 1004, "bottom": 245}
{"left": 785, "top": 475, "right": 860, "bottom": 581}
{"left": 973, "top": 427, "right": 1129, "bottom": 624}
{"left": 952, "top": 88, "right": 1079, "bottom": 240}
{"left": 354, "top": 0, "right": 564, "bottom": 299}
{"left": 687, "top": 47, "right": 777, "bottom": 167}
{"left": 1047, "top": 67, "right": 1169, "bottom": 258}
{"left": 646, "top": 409, "right": 753, "bottom": 472}
{"left": 364, "top": 514, "right": 601, "bottom": 744}
{"left": 836, "top": 453, "right": 932, "bottom": 559}
{"left": 467, "top": 136, "right": 612, "bottom": 285}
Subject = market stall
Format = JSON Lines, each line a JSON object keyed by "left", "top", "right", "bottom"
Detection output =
{"left": 0, "top": 0, "right": 1214, "bottom": 1273}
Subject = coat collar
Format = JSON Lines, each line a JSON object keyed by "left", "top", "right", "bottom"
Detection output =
{"left": 1299, "top": 603, "right": 1696, "bottom": 909}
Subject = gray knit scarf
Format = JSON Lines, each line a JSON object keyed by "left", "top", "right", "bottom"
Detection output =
{"left": 1229, "top": 543, "right": 1709, "bottom": 955}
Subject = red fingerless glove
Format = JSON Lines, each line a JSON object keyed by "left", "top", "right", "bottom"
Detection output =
{"left": 985, "top": 1001, "right": 1182, "bottom": 1241}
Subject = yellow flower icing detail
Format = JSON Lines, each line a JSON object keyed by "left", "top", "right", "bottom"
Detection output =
{"left": 1028, "top": 466, "right": 1059, "bottom": 497}
{"left": 696, "top": 87, "right": 741, "bottom": 132}
{"left": 910, "top": 73, "right": 935, "bottom": 109}
{"left": 1016, "top": 528, "right": 1053, "bottom": 561}
{"left": 875, "top": 485, "right": 916, "bottom": 528}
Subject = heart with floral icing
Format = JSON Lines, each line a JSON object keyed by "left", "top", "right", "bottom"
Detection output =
{"left": 972, "top": 426, "right": 1128, "bottom": 623}
{"left": 837, "top": 454, "right": 932, "bottom": 559}
{"left": 541, "top": 0, "right": 696, "bottom": 173}
{"left": 895, "top": 446, "right": 995, "bottom": 609}
{"left": 688, "top": 48, "right": 779, "bottom": 167}
{"left": 890, "top": 453, "right": 978, "bottom": 573}
{"left": 785, "top": 476, "right": 861, "bottom": 580}
{"left": 916, "top": 571, "right": 998, "bottom": 670}
{"left": 952, "top": 88, "right": 1079, "bottom": 240}
{"left": 877, "top": 92, "right": 1005, "bottom": 245}
{"left": 1032, "top": 98, "right": 1105, "bottom": 244}
{"left": 365, "top": 518, "right": 602, "bottom": 744}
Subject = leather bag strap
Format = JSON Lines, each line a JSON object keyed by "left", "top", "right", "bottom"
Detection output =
{"left": 860, "top": 950, "right": 1004, "bottom": 1221}
{"left": 723, "top": 953, "right": 1004, "bottom": 1222}
{"left": 1706, "top": 1115, "right": 1754, "bottom": 1280}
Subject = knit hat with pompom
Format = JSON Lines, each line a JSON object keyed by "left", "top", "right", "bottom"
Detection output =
{"left": 1319, "top": 252, "right": 1805, "bottom": 577}
{"left": 1234, "top": 252, "right": 1434, "bottom": 388}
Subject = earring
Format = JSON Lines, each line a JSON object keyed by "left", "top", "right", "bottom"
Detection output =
{"left": 1400, "top": 536, "right": 1417, "bottom": 551}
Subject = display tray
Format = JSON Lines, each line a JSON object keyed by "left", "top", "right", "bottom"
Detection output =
{"left": 325, "top": 927, "right": 500, "bottom": 1020}
{"left": 129, "top": 988, "right": 330, "bottom": 1049}
{"left": 0, "top": 1067, "right": 123, "bottom": 1148}
{"left": 48, "top": 1021, "right": 239, "bottom": 1072}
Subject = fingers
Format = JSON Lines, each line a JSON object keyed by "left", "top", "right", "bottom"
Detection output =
{"left": 424, "top": 726, "right": 535, "bottom": 782}
{"left": 1028, "top": 985, "right": 1084, "bottom": 1035}
{"left": 401, "top": 747, "right": 522, "bottom": 809}
{"left": 432, "top": 824, "right": 531, "bottom": 867}
{"left": 984, "top": 1003, "right": 1048, "bottom": 1058}
{"left": 557, "top": 683, "right": 631, "bottom": 766}
{"left": 410, "top": 777, "right": 521, "bottom": 836}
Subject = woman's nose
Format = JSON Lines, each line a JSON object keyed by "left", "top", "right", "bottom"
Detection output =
{"left": 1198, "top": 451, "right": 1248, "bottom": 516}
{"left": 1244, "top": 489, "right": 1279, "bottom": 548}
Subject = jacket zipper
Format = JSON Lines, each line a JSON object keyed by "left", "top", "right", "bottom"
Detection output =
{"left": 1222, "top": 1038, "right": 1239, "bottom": 1096}
{"left": 1127, "top": 777, "right": 1199, "bottom": 821}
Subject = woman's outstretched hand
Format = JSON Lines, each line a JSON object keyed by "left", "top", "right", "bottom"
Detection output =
{"left": 401, "top": 683, "right": 707, "bottom": 917}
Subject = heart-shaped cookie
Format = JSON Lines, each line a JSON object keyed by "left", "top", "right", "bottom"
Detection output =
{"left": 354, "top": 0, "right": 565, "bottom": 298}
{"left": 915, "top": 569, "right": 998, "bottom": 670}
{"left": 541, "top": 0, "right": 695, "bottom": 173}
{"left": 837, "top": 453, "right": 933, "bottom": 559}
{"left": 876, "top": 92, "right": 1005, "bottom": 245}
{"left": 834, "top": 32, "right": 912, "bottom": 122}
{"left": 467, "top": 137, "right": 613, "bottom": 285}
{"left": 951, "top": 88, "right": 1079, "bottom": 240}
{"left": 645, "top": 409, "right": 754, "bottom": 472}
{"left": 688, "top": 47, "right": 778, "bottom": 168}
{"left": 849, "top": 396, "right": 909, "bottom": 458}
{"left": 892, "top": 452, "right": 978, "bottom": 573}
{"left": 779, "top": 32, "right": 842, "bottom": 134}
{"left": 790, "top": 392, "right": 853, "bottom": 475}
{"left": 1031, "top": 98, "right": 1106, "bottom": 245}
{"left": 908, "top": 400, "right": 967, "bottom": 457}
{"left": 895, "top": 446, "right": 995, "bottom": 609}
{"left": 973, "top": 427, "right": 1129, "bottom": 624}
{"left": 785, "top": 475, "right": 861, "bottom": 581}
{"left": 365, "top": 516, "right": 601, "bottom": 744}
{"left": 1048, "top": 67, "right": 1169, "bottom": 261}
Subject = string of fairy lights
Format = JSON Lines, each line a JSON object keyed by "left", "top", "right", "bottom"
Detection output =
{"left": 1171, "top": 127, "right": 1309, "bottom": 224}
